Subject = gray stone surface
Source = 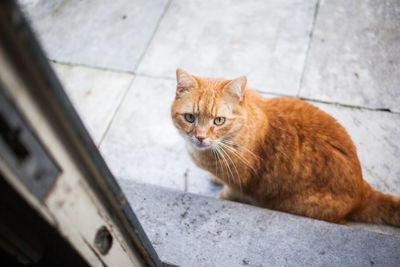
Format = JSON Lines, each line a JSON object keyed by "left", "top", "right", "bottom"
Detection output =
{"left": 100, "top": 76, "right": 221, "bottom": 195}
{"left": 136, "top": 0, "right": 317, "bottom": 95}
{"left": 120, "top": 179, "right": 400, "bottom": 267}
{"left": 347, "top": 221, "right": 400, "bottom": 237}
{"left": 53, "top": 62, "right": 134, "bottom": 144}
{"left": 23, "top": 0, "right": 169, "bottom": 71}
{"left": 299, "top": 0, "right": 400, "bottom": 112}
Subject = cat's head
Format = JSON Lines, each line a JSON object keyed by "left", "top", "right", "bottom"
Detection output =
{"left": 171, "top": 69, "right": 247, "bottom": 151}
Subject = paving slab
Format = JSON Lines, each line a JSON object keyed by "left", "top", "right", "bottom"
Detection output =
{"left": 136, "top": 0, "right": 317, "bottom": 95}
{"left": 52, "top": 62, "right": 134, "bottom": 144}
{"left": 23, "top": 0, "right": 169, "bottom": 71}
{"left": 119, "top": 179, "right": 400, "bottom": 267}
{"left": 299, "top": 0, "right": 400, "bottom": 112}
{"left": 99, "top": 75, "right": 221, "bottom": 195}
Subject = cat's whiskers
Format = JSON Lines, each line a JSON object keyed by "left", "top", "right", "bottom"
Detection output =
{"left": 219, "top": 142, "right": 257, "bottom": 175}
{"left": 223, "top": 140, "right": 260, "bottom": 160}
{"left": 220, "top": 140, "right": 259, "bottom": 170}
{"left": 218, "top": 145, "right": 243, "bottom": 192}
{"left": 215, "top": 145, "right": 234, "bottom": 187}
{"left": 213, "top": 147, "right": 227, "bottom": 183}
{"left": 219, "top": 142, "right": 253, "bottom": 164}
{"left": 211, "top": 148, "right": 220, "bottom": 179}
{"left": 211, "top": 141, "right": 225, "bottom": 180}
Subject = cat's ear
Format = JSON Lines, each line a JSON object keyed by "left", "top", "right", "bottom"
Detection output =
{"left": 176, "top": 68, "right": 197, "bottom": 96}
{"left": 222, "top": 76, "right": 247, "bottom": 102}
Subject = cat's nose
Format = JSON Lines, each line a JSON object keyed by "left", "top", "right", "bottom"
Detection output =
{"left": 196, "top": 136, "right": 206, "bottom": 142}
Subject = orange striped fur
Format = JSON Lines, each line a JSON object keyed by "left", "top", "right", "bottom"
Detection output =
{"left": 171, "top": 69, "right": 400, "bottom": 226}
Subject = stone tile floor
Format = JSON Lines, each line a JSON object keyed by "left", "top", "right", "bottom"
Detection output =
{"left": 22, "top": 0, "right": 400, "bottom": 223}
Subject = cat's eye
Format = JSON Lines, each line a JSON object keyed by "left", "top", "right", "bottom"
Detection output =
{"left": 184, "top": 113, "right": 195, "bottom": 123}
{"left": 214, "top": 117, "right": 225, "bottom": 126}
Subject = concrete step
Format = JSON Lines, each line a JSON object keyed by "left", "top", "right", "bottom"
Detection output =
{"left": 119, "top": 179, "right": 400, "bottom": 267}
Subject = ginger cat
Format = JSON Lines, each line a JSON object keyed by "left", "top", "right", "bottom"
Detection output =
{"left": 171, "top": 69, "right": 400, "bottom": 226}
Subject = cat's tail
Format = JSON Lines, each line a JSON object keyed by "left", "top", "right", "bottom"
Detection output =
{"left": 350, "top": 183, "right": 400, "bottom": 227}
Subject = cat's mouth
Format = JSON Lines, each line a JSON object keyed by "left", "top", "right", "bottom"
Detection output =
{"left": 191, "top": 141, "right": 211, "bottom": 150}
{"left": 187, "top": 138, "right": 213, "bottom": 151}
{"left": 195, "top": 142, "right": 210, "bottom": 149}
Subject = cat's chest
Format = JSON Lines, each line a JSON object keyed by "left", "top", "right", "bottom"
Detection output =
{"left": 187, "top": 149, "right": 217, "bottom": 171}
{"left": 188, "top": 148, "right": 247, "bottom": 179}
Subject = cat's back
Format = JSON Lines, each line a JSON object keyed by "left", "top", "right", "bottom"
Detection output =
{"left": 263, "top": 96, "right": 323, "bottom": 122}
{"left": 258, "top": 96, "right": 357, "bottom": 158}
{"left": 246, "top": 93, "right": 319, "bottom": 120}
{"left": 262, "top": 96, "right": 341, "bottom": 133}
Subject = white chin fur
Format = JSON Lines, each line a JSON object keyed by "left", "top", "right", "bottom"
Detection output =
{"left": 186, "top": 140, "right": 212, "bottom": 151}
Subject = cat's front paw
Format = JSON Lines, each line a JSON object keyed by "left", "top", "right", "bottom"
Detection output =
{"left": 217, "top": 187, "right": 233, "bottom": 200}
{"left": 217, "top": 190, "right": 228, "bottom": 199}
{"left": 209, "top": 174, "right": 223, "bottom": 185}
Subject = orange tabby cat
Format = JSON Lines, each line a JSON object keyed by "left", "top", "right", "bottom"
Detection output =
{"left": 171, "top": 69, "right": 400, "bottom": 226}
